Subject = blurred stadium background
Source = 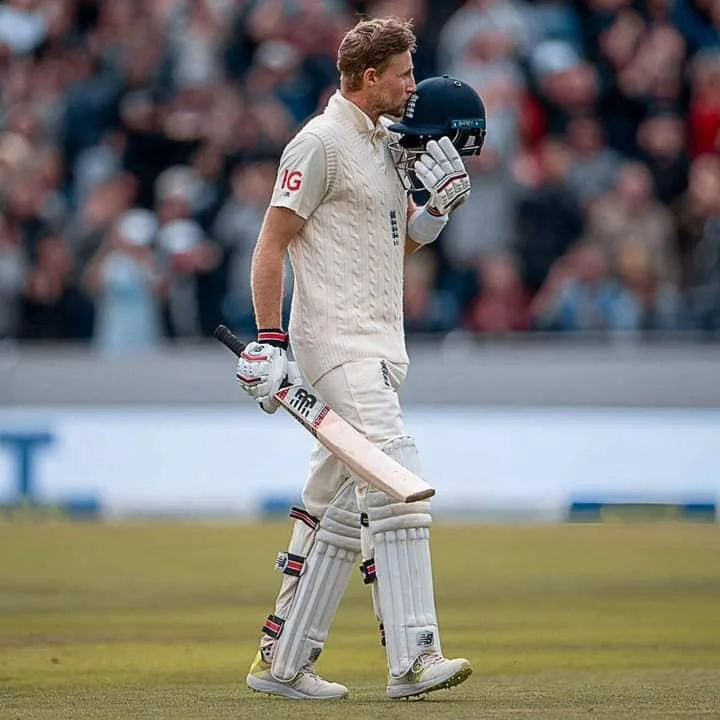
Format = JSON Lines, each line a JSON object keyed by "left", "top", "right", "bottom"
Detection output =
{"left": 1, "top": 0, "right": 720, "bottom": 521}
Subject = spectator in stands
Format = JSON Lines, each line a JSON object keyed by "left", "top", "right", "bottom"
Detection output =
{"left": 438, "top": 0, "right": 533, "bottom": 73}
{"left": 404, "top": 252, "right": 461, "bottom": 335}
{"left": 528, "top": 0, "right": 583, "bottom": 51}
{"left": 18, "top": 233, "right": 93, "bottom": 340}
{"left": 443, "top": 72, "right": 523, "bottom": 264}
{"left": 69, "top": 173, "right": 136, "bottom": 275}
{"left": 513, "top": 136, "right": 585, "bottom": 293}
{"left": 685, "top": 155, "right": 720, "bottom": 332}
{"left": 368, "top": 0, "right": 437, "bottom": 80}
{"left": 154, "top": 166, "right": 221, "bottom": 338}
{"left": 83, "top": 209, "right": 164, "bottom": 355}
{"left": 584, "top": 161, "right": 680, "bottom": 286}
{"left": 2, "top": 163, "right": 54, "bottom": 261}
{"left": 465, "top": 255, "right": 531, "bottom": 334}
{"left": 615, "top": 241, "right": 685, "bottom": 332}
{"left": 674, "top": 154, "right": 720, "bottom": 286}
{"left": 591, "top": 6, "right": 649, "bottom": 154}
{"left": 530, "top": 41, "right": 600, "bottom": 135}
{"left": 0, "top": 214, "right": 27, "bottom": 339}
{"left": 636, "top": 110, "right": 690, "bottom": 205}
{"left": 565, "top": 115, "right": 622, "bottom": 207}
{"left": 688, "top": 49, "right": 720, "bottom": 157}
{"left": 163, "top": 0, "right": 231, "bottom": 92}
{"left": 531, "top": 242, "right": 637, "bottom": 332}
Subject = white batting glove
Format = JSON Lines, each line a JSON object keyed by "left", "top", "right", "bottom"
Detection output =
{"left": 235, "top": 331, "right": 289, "bottom": 414}
{"left": 414, "top": 136, "right": 471, "bottom": 215}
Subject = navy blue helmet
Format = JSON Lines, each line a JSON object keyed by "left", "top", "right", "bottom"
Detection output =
{"left": 389, "top": 75, "right": 487, "bottom": 190}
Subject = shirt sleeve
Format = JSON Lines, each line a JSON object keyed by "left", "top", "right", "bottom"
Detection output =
{"left": 270, "top": 132, "right": 328, "bottom": 220}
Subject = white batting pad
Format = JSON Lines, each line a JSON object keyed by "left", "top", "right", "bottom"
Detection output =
{"left": 366, "top": 436, "right": 442, "bottom": 677}
{"left": 271, "top": 481, "right": 361, "bottom": 681}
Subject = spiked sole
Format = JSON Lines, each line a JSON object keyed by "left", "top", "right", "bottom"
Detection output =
{"left": 387, "top": 662, "right": 473, "bottom": 700}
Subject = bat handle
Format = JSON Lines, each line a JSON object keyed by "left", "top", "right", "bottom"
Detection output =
{"left": 214, "top": 324, "right": 293, "bottom": 389}
{"left": 213, "top": 324, "right": 246, "bottom": 357}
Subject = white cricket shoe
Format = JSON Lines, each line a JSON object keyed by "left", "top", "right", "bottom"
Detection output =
{"left": 386, "top": 652, "right": 472, "bottom": 699}
{"left": 246, "top": 651, "right": 349, "bottom": 700}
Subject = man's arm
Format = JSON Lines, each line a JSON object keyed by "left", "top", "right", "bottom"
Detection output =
{"left": 251, "top": 206, "right": 305, "bottom": 329}
{"left": 235, "top": 131, "right": 326, "bottom": 414}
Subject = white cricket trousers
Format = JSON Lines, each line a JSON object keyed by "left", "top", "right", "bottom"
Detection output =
{"left": 302, "top": 357, "right": 408, "bottom": 517}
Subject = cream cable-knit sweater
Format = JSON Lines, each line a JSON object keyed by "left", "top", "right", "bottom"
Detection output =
{"left": 287, "top": 95, "right": 410, "bottom": 384}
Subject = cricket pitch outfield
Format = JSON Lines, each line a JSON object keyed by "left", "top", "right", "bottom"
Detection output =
{"left": 1, "top": 521, "right": 719, "bottom": 719}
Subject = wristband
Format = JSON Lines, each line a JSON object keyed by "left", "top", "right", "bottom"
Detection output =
{"left": 258, "top": 328, "right": 289, "bottom": 349}
{"left": 407, "top": 205, "right": 449, "bottom": 246}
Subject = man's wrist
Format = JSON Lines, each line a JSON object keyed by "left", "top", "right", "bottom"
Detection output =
{"left": 258, "top": 328, "right": 289, "bottom": 349}
{"left": 407, "top": 205, "right": 448, "bottom": 246}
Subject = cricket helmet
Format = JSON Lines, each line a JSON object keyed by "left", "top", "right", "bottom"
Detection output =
{"left": 389, "top": 75, "right": 487, "bottom": 190}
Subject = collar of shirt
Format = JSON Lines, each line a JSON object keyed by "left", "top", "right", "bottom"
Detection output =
{"left": 330, "top": 91, "right": 389, "bottom": 142}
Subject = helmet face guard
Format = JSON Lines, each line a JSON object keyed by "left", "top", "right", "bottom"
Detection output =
{"left": 388, "top": 76, "right": 487, "bottom": 192}
{"left": 389, "top": 121, "right": 486, "bottom": 191}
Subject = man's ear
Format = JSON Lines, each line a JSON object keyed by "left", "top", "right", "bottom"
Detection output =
{"left": 363, "top": 67, "right": 377, "bottom": 87}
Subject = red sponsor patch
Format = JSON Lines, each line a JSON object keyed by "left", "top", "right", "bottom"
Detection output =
{"left": 312, "top": 405, "right": 330, "bottom": 429}
{"left": 280, "top": 168, "right": 303, "bottom": 191}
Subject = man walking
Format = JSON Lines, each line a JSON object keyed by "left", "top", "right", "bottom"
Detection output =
{"left": 236, "top": 17, "right": 484, "bottom": 700}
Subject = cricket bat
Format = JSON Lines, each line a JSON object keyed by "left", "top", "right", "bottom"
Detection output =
{"left": 214, "top": 325, "right": 435, "bottom": 503}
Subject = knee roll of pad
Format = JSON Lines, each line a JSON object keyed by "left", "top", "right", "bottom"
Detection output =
{"left": 317, "top": 499, "right": 362, "bottom": 552}
{"left": 368, "top": 434, "right": 432, "bottom": 532}
{"left": 382, "top": 434, "right": 423, "bottom": 475}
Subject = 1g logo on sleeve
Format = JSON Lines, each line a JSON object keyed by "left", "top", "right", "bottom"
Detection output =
{"left": 279, "top": 169, "right": 303, "bottom": 191}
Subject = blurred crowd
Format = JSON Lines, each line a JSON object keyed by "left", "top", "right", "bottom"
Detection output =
{"left": 0, "top": 0, "right": 719, "bottom": 353}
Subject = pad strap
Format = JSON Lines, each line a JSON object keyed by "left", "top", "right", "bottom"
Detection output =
{"left": 275, "top": 552, "right": 305, "bottom": 577}
{"left": 360, "top": 558, "right": 376, "bottom": 584}
{"left": 262, "top": 614, "right": 285, "bottom": 640}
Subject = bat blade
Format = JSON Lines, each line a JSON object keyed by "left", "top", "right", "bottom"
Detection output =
{"left": 275, "top": 385, "right": 435, "bottom": 503}
{"left": 214, "top": 324, "right": 435, "bottom": 503}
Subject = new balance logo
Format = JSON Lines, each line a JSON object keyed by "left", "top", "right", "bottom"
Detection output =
{"left": 416, "top": 631, "right": 434, "bottom": 647}
{"left": 288, "top": 387, "right": 317, "bottom": 417}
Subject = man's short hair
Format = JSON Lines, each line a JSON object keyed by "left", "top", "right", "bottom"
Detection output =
{"left": 337, "top": 17, "right": 416, "bottom": 92}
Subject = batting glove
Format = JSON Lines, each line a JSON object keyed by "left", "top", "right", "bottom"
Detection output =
{"left": 414, "top": 136, "right": 471, "bottom": 216}
{"left": 236, "top": 329, "right": 289, "bottom": 414}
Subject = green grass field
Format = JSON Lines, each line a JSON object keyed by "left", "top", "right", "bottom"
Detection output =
{"left": 1, "top": 522, "right": 719, "bottom": 719}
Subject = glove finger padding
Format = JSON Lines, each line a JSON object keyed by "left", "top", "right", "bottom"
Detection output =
{"left": 413, "top": 136, "right": 471, "bottom": 216}
{"left": 438, "top": 135, "right": 465, "bottom": 172}
{"left": 414, "top": 158, "right": 443, "bottom": 188}
{"left": 425, "top": 139, "right": 455, "bottom": 175}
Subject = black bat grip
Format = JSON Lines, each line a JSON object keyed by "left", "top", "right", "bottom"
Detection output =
{"left": 213, "top": 324, "right": 246, "bottom": 357}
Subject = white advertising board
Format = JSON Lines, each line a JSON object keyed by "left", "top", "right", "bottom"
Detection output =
{"left": 1, "top": 407, "right": 719, "bottom": 518}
